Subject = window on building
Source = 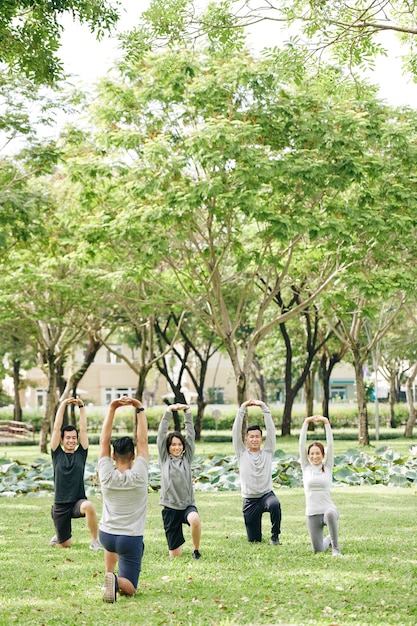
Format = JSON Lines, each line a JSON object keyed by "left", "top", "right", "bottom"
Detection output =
{"left": 207, "top": 387, "right": 225, "bottom": 404}
{"left": 104, "top": 387, "right": 136, "bottom": 404}
{"left": 106, "top": 346, "right": 122, "bottom": 364}
{"left": 36, "top": 389, "right": 47, "bottom": 408}
{"left": 330, "top": 386, "right": 347, "bottom": 401}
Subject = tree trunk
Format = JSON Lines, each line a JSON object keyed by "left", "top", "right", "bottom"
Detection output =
{"left": 194, "top": 396, "right": 207, "bottom": 441}
{"left": 12, "top": 359, "right": 22, "bottom": 421}
{"left": 304, "top": 369, "right": 315, "bottom": 418}
{"left": 39, "top": 356, "right": 58, "bottom": 453}
{"left": 281, "top": 388, "right": 299, "bottom": 436}
{"left": 236, "top": 369, "right": 250, "bottom": 438}
{"left": 404, "top": 362, "right": 417, "bottom": 437}
{"left": 320, "top": 352, "right": 343, "bottom": 418}
{"left": 320, "top": 359, "right": 331, "bottom": 418}
{"left": 389, "top": 374, "right": 397, "bottom": 428}
{"left": 252, "top": 357, "right": 267, "bottom": 403}
{"left": 353, "top": 358, "right": 370, "bottom": 445}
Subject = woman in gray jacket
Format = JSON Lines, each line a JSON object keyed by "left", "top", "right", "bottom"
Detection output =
{"left": 157, "top": 403, "right": 202, "bottom": 559}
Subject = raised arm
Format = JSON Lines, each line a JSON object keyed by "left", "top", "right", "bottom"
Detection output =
{"left": 324, "top": 420, "right": 334, "bottom": 468}
{"left": 99, "top": 396, "right": 144, "bottom": 459}
{"left": 51, "top": 397, "right": 84, "bottom": 451}
{"left": 183, "top": 406, "right": 194, "bottom": 458}
{"left": 299, "top": 419, "right": 310, "bottom": 469}
{"left": 136, "top": 401, "right": 149, "bottom": 461}
{"left": 260, "top": 402, "right": 275, "bottom": 452}
{"left": 157, "top": 403, "right": 191, "bottom": 457}
{"left": 232, "top": 401, "right": 251, "bottom": 455}
{"left": 99, "top": 399, "right": 120, "bottom": 460}
{"left": 78, "top": 402, "right": 88, "bottom": 450}
{"left": 157, "top": 408, "right": 173, "bottom": 460}
{"left": 299, "top": 416, "right": 331, "bottom": 469}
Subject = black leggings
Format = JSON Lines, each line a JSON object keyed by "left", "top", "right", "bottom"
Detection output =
{"left": 242, "top": 491, "right": 281, "bottom": 542}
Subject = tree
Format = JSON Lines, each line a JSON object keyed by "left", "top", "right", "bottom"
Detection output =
{"left": 51, "top": 27, "right": 417, "bottom": 437}
{"left": 318, "top": 337, "right": 349, "bottom": 419}
{"left": 85, "top": 43, "right": 401, "bottom": 415}
{"left": 404, "top": 361, "right": 417, "bottom": 438}
{"left": 0, "top": 0, "right": 119, "bottom": 84}
{"left": 270, "top": 287, "right": 334, "bottom": 436}
{"left": 138, "top": 0, "right": 417, "bottom": 79}
{"left": 153, "top": 312, "right": 222, "bottom": 439}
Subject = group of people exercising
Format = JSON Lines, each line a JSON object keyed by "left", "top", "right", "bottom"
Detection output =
{"left": 50, "top": 396, "right": 341, "bottom": 603}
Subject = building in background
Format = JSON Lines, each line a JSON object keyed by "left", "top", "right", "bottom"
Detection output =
{"left": 5, "top": 345, "right": 357, "bottom": 410}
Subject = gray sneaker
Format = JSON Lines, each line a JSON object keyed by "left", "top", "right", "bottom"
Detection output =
{"left": 90, "top": 539, "right": 103, "bottom": 551}
{"left": 49, "top": 535, "right": 59, "bottom": 547}
{"left": 332, "top": 547, "right": 342, "bottom": 557}
{"left": 102, "top": 573, "right": 117, "bottom": 603}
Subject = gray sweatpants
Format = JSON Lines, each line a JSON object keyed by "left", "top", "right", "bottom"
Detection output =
{"left": 306, "top": 508, "right": 339, "bottom": 552}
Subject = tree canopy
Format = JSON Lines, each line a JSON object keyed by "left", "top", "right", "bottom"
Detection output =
{"left": 0, "top": 0, "right": 120, "bottom": 84}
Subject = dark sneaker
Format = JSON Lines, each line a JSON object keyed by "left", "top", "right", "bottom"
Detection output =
{"left": 192, "top": 550, "right": 202, "bottom": 559}
{"left": 270, "top": 536, "right": 281, "bottom": 546}
{"left": 102, "top": 573, "right": 117, "bottom": 603}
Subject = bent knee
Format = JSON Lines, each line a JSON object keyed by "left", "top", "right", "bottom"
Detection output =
{"left": 80, "top": 500, "right": 96, "bottom": 515}
{"left": 188, "top": 512, "right": 200, "bottom": 526}
{"left": 325, "top": 509, "right": 338, "bottom": 522}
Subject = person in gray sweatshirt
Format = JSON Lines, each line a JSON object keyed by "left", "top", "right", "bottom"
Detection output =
{"left": 232, "top": 399, "right": 282, "bottom": 545}
{"left": 157, "top": 403, "right": 202, "bottom": 559}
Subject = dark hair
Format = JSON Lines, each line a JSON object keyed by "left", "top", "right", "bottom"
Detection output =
{"left": 113, "top": 436, "right": 135, "bottom": 460}
{"left": 246, "top": 424, "right": 262, "bottom": 434}
{"left": 308, "top": 441, "right": 325, "bottom": 472}
{"left": 166, "top": 431, "right": 185, "bottom": 453}
{"left": 61, "top": 424, "right": 78, "bottom": 439}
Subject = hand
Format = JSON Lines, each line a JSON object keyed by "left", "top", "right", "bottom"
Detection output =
{"left": 110, "top": 396, "right": 137, "bottom": 409}
{"left": 242, "top": 399, "right": 265, "bottom": 408}
{"left": 62, "top": 397, "right": 84, "bottom": 408}
{"left": 305, "top": 415, "right": 329, "bottom": 424}
{"left": 168, "top": 403, "right": 190, "bottom": 411}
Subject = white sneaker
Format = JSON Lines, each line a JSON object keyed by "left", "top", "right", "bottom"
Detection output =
{"left": 323, "top": 536, "right": 332, "bottom": 551}
{"left": 102, "top": 573, "right": 117, "bottom": 603}
{"left": 332, "top": 547, "right": 342, "bottom": 557}
{"left": 49, "top": 535, "right": 59, "bottom": 547}
{"left": 90, "top": 539, "right": 103, "bottom": 551}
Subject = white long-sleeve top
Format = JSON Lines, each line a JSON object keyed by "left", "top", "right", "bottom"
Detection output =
{"left": 299, "top": 422, "right": 336, "bottom": 516}
{"left": 232, "top": 403, "right": 275, "bottom": 499}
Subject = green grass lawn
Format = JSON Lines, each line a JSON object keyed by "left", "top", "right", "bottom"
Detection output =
{"left": 0, "top": 436, "right": 416, "bottom": 625}
{"left": 0, "top": 484, "right": 416, "bottom": 625}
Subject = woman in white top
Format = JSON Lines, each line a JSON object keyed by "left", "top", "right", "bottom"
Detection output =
{"left": 299, "top": 415, "right": 341, "bottom": 556}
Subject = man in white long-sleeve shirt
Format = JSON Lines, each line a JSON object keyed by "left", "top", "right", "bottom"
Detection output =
{"left": 232, "top": 399, "right": 282, "bottom": 545}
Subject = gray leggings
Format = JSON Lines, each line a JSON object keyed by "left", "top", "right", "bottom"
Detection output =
{"left": 306, "top": 508, "right": 339, "bottom": 552}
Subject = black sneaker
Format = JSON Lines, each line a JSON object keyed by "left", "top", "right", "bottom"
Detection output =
{"left": 270, "top": 536, "right": 281, "bottom": 546}
{"left": 102, "top": 573, "right": 118, "bottom": 603}
{"left": 192, "top": 549, "right": 202, "bottom": 559}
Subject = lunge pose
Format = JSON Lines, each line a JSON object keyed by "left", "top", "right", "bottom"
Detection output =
{"left": 98, "top": 396, "right": 149, "bottom": 602}
{"left": 299, "top": 415, "right": 341, "bottom": 556}
{"left": 50, "top": 397, "right": 102, "bottom": 550}
{"left": 157, "top": 403, "right": 202, "bottom": 559}
{"left": 232, "top": 399, "right": 282, "bottom": 545}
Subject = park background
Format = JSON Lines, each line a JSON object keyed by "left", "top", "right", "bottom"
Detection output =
{"left": 1, "top": 1, "right": 417, "bottom": 624}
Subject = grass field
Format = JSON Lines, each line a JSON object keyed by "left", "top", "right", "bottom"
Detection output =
{"left": 0, "top": 436, "right": 416, "bottom": 625}
{"left": 0, "top": 488, "right": 416, "bottom": 625}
